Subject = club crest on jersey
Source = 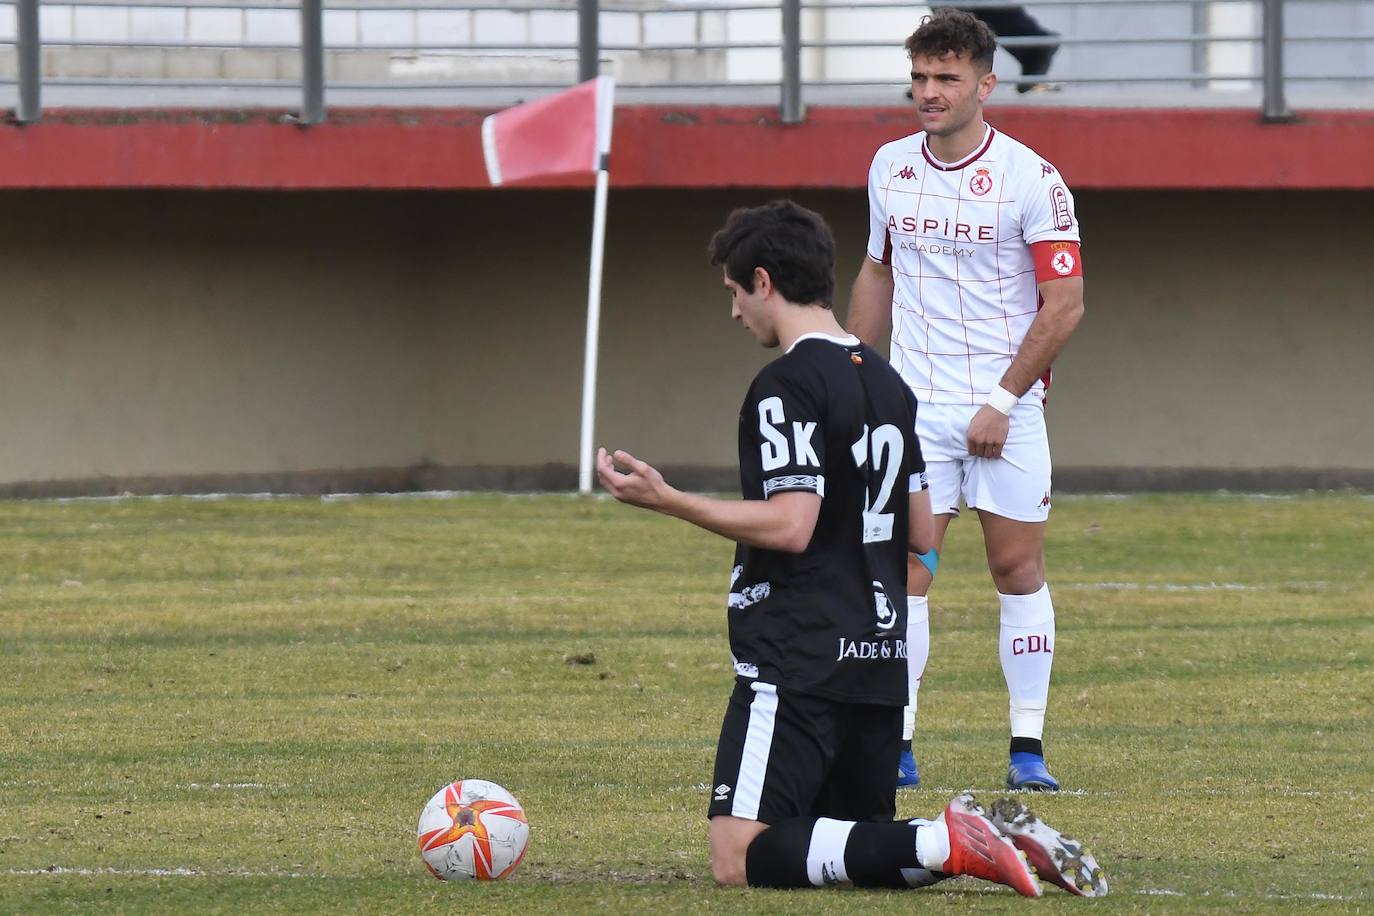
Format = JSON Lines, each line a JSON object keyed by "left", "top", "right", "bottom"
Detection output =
{"left": 969, "top": 168, "right": 993, "bottom": 196}
{"left": 872, "top": 581, "right": 897, "bottom": 630}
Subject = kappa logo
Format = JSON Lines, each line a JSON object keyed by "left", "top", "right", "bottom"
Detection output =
{"left": 894, "top": 165, "right": 917, "bottom": 180}
{"left": 1040, "top": 491, "right": 1051, "bottom": 508}
{"left": 969, "top": 167, "right": 993, "bottom": 196}
{"left": 1041, "top": 163, "right": 1054, "bottom": 177}
{"left": 714, "top": 784, "right": 732, "bottom": 801}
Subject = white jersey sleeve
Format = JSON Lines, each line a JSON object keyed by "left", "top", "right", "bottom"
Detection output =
{"left": 1016, "top": 157, "right": 1081, "bottom": 246}
{"left": 865, "top": 144, "right": 894, "bottom": 263}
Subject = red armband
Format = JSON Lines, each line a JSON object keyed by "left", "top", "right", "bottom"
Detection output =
{"left": 1031, "top": 240, "right": 1083, "bottom": 282}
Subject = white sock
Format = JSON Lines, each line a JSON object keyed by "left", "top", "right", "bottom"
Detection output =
{"left": 912, "top": 817, "right": 950, "bottom": 873}
{"left": 804, "top": 818, "right": 854, "bottom": 886}
{"left": 998, "top": 583, "right": 1055, "bottom": 740}
{"left": 901, "top": 596, "right": 930, "bottom": 741}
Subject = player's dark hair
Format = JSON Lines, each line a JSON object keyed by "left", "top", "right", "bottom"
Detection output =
{"left": 904, "top": 8, "right": 997, "bottom": 72}
{"left": 707, "top": 200, "right": 835, "bottom": 308}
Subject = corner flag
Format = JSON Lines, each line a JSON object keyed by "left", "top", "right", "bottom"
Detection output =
{"left": 481, "top": 77, "right": 616, "bottom": 494}
{"left": 482, "top": 76, "right": 615, "bottom": 186}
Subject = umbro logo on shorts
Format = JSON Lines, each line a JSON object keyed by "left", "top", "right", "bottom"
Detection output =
{"left": 714, "top": 783, "right": 732, "bottom": 801}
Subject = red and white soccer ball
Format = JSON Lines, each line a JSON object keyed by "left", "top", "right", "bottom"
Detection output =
{"left": 417, "top": 779, "right": 530, "bottom": 881}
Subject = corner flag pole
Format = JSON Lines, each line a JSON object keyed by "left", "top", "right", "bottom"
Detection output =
{"left": 578, "top": 160, "right": 610, "bottom": 494}
{"left": 480, "top": 75, "right": 613, "bottom": 495}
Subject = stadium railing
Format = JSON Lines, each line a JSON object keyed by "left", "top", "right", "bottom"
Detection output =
{"left": 2, "top": 0, "right": 1372, "bottom": 123}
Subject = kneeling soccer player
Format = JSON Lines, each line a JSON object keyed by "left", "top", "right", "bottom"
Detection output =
{"left": 598, "top": 200, "right": 1105, "bottom": 896}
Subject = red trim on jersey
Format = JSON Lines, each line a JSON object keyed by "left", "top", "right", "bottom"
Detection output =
{"left": 1032, "top": 240, "right": 1083, "bottom": 283}
{"left": 880, "top": 230, "right": 893, "bottom": 265}
{"left": 921, "top": 127, "right": 996, "bottom": 172}
{"left": 1035, "top": 290, "right": 1054, "bottom": 400}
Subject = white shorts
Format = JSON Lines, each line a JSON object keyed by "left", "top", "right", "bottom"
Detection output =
{"left": 916, "top": 402, "right": 1052, "bottom": 523}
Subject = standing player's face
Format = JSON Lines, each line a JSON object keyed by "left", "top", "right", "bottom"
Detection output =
{"left": 725, "top": 268, "right": 778, "bottom": 347}
{"left": 910, "top": 52, "right": 992, "bottom": 137}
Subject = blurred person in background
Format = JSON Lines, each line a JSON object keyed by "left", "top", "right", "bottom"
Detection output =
{"left": 905, "top": 5, "right": 1060, "bottom": 95}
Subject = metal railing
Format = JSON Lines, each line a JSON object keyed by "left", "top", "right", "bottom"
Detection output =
{"left": 3, "top": 0, "right": 1372, "bottom": 123}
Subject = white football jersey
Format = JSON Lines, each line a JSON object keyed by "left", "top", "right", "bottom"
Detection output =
{"left": 866, "top": 125, "right": 1080, "bottom": 406}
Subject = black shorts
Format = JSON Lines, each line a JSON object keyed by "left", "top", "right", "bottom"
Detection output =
{"left": 706, "top": 678, "right": 901, "bottom": 824}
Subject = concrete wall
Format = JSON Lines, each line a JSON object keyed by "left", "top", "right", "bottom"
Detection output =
{"left": 1, "top": 187, "right": 1370, "bottom": 495}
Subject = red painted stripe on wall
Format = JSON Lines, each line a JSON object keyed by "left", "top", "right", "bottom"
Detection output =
{"left": 2, "top": 105, "right": 1372, "bottom": 190}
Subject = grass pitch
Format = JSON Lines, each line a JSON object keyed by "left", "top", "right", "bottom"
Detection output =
{"left": 0, "top": 492, "right": 1371, "bottom": 913}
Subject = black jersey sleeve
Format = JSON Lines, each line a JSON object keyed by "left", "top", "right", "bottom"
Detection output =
{"left": 904, "top": 387, "right": 928, "bottom": 492}
{"left": 741, "top": 364, "right": 828, "bottom": 500}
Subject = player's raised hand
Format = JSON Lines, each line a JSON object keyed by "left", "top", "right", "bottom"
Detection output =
{"left": 596, "top": 447, "right": 673, "bottom": 511}
{"left": 966, "top": 405, "right": 1010, "bottom": 459}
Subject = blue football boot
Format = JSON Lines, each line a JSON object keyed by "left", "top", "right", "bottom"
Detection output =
{"left": 896, "top": 748, "right": 921, "bottom": 788}
{"left": 1007, "top": 751, "right": 1060, "bottom": 792}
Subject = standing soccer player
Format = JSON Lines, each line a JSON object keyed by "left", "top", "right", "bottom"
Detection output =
{"left": 848, "top": 9, "right": 1086, "bottom": 792}
{"left": 599, "top": 200, "right": 1104, "bottom": 896}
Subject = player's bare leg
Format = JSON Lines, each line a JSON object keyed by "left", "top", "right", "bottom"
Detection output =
{"left": 708, "top": 815, "right": 768, "bottom": 886}
{"left": 898, "top": 513, "right": 955, "bottom": 788}
{"left": 978, "top": 511, "right": 1059, "bottom": 790}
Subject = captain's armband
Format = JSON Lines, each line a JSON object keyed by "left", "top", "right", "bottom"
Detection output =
{"left": 1031, "top": 240, "right": 1083, "bottom": 282}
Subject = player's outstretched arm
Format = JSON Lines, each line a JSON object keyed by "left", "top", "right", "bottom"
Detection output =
{"left": 597, "top": 447, "right": 821, "bottom": 553}
{"left": 846, "top": 257, "right": 895, "bottom": 348}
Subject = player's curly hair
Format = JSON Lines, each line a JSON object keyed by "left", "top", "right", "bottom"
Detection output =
{"left": 904, "top": 8, "right": 997, "bottom": 72}
{"left": 707, "top": 200, "right": 835, "bottom": 308}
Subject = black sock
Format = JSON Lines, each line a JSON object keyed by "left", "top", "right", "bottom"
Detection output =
{"left": 745, "top": 817, "right": 921, "bottom": 889}
{"left": 744, "top": 817, "right": 815, "bottom": 888}
{"left": 1010, "top": 736, "right": 1044, "bottom": 757}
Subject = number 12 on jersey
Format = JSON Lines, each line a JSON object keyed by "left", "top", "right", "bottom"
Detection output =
{"left": 851, "top": 424, "right": 903, "bottom": 544}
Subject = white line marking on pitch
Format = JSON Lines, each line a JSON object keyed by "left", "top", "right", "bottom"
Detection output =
{"left": 178, "top": 783, "right": 282, "bottom": 790}
{"left": 1076, "top": 581, "right": 1261, "bottom": 592}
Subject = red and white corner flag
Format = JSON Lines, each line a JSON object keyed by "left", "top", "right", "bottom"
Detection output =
{"left": 482, "top": 76, "right": 615, "bottom": 186}
{"left": 482, "top": 77, "right": 616, "bottom": 494}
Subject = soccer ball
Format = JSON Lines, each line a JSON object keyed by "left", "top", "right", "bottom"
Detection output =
{"left": 417, "top": 779, "right": 530, "bottom": 881}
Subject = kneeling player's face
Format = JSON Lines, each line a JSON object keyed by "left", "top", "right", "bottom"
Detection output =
{"left": 725, "top": 268, "right": 777, "bottom": 347}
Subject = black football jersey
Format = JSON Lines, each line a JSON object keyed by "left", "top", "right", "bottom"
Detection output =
{"left": 727, "top": 333, "right": 926, "bottom": 706}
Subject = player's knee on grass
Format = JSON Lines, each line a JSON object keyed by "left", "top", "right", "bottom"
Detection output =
{"left": 711, "top": 852, "right": 748, "bottom": 886}
{"left": 709, "top": 815, "right": 769, "bottom": 886}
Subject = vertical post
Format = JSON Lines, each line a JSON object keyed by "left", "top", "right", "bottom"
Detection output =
{"left": 1261, "top": 0, "right": 1291, "bottom": 121}
{"left": 15, "top": 0, "right": 41, "bottom": 123}
{"left": 578, "top": 166, "right": 610, "bottom": 495}
{"left": 300, "top": 0, "right": 325, "bottom": 125}
{"left": 1190, "top": 1, "right": 1209, "bottom": 89}
{"left": 579, "top": 0, "right": 599, "bottom": 83}
{"left": 780, "top": 0, "right": 803, "bottom": 124}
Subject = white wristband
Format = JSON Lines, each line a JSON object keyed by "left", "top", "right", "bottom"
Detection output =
{"left": 986, "top": 385, "right": 1018, "bottom": 416}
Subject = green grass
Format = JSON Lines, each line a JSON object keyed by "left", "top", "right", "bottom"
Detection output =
{"left": 1, "top": 492, "right": 1371, "bottom": 913}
